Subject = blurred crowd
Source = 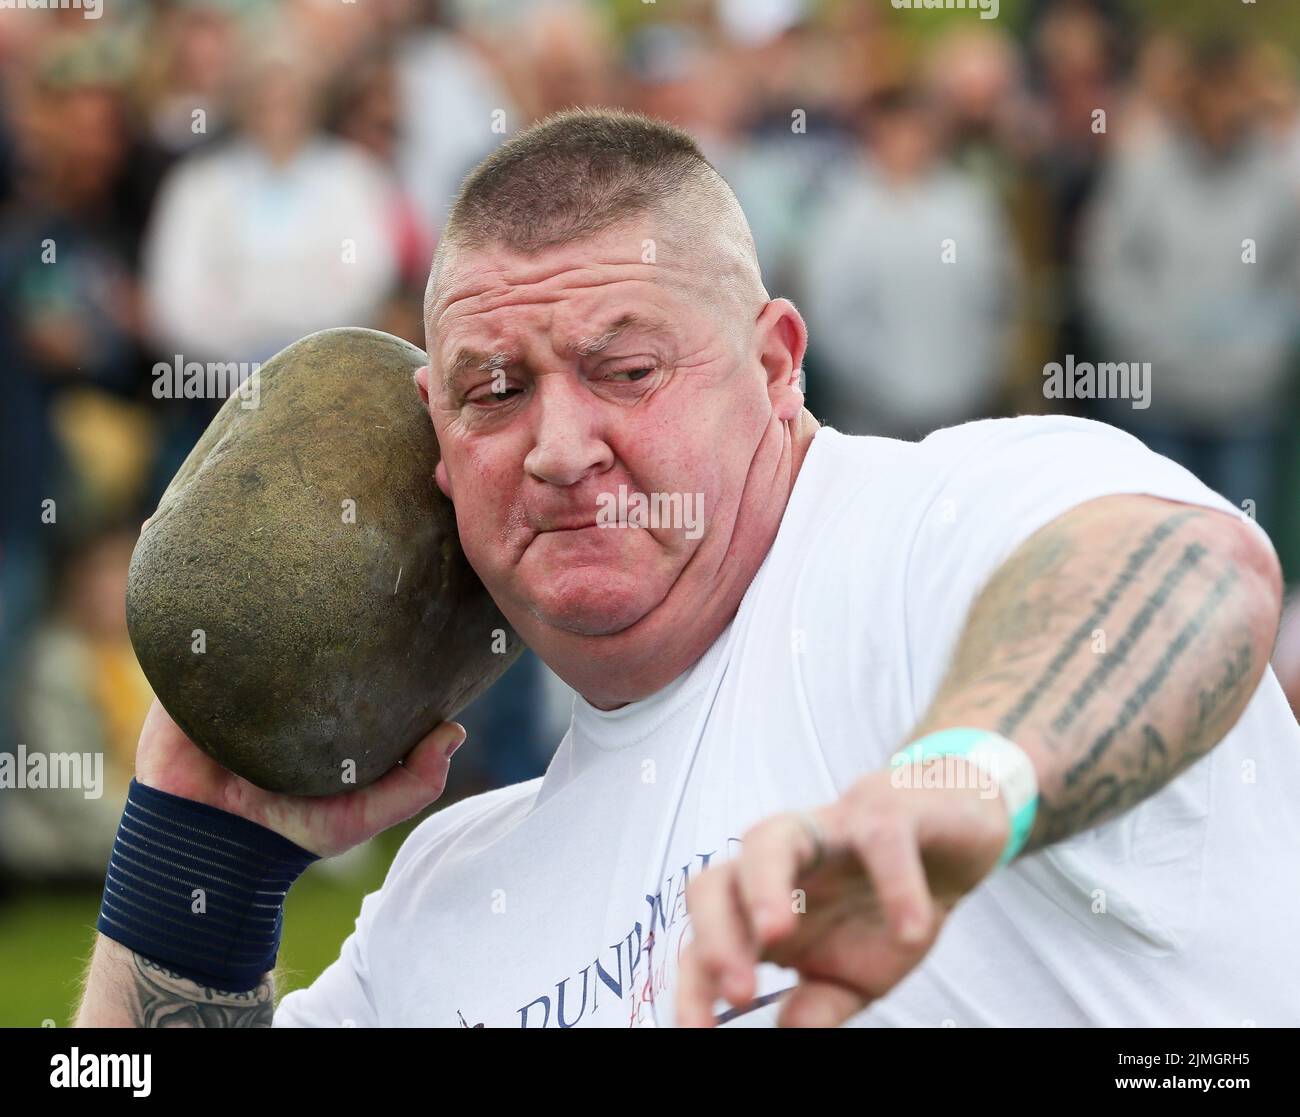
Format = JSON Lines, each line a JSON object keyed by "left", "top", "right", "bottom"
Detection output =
{"left": 1, "top": 0, "right": 1299, "bottom": 888}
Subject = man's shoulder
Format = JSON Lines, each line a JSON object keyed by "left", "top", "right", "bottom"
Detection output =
{"left": 785, "top": 413, "right": 1223, "bottom": 573}
{"left": 807, "top": 414, "right": 1143, "bottom": 502}
{"left": 898, "top": 414, "right": 1181, "bottom": 498}
{"left": 383, "top": 778, "right": 544, "bottom": 886}
{"left": 913, "top": 413, "right": 1143, "bottom": 460}
{"left": 818, "top": 412, "right": 1132, "bottom": 454}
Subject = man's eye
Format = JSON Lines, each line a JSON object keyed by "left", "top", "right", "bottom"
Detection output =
{"left": 607, "top": 367, "right": 654, "bottom": 382}
{"left": 467, "top": 386, "right": 523, "bottom": 405}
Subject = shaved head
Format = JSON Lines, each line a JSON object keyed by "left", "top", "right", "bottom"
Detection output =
{"left": 424, "top": 107, "right": 767, "bottom": 343}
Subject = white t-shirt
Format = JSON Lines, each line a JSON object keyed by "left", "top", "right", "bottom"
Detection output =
{"left": 274, "top": 416, "right": 1300, "bottom": 1028}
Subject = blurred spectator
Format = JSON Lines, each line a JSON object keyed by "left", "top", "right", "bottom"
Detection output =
{"left": 632, "top": 17, "right": 881, "bottom": 315}
{"left": 797, "top": 86, "right": 1016, "bottom": 439}
{"left": 1247, "top": 41, "right": 1300, "bottom": 196}
{"left": 1113, "top": 30, "right": 1189, "bottom": 152}
{"left": 1024, "top": 3, "right": 1121, "bottom": 362}
{"left": 325, "top": 43, "right": 434, "bottom": 344}
{"left": 715, "top": 0, "right": 807, "bottom": 48}
{"left": 131, "top": 0, "right": 239, "bottom": 160}
{"left": 327, "top": 46, "right": 403, "bottom": 167}
{"left": 927, "top": 26, "right": 1040, "bottom": 192}
{"left": 141, "top": 31, "right": 400, "bottom": 367}
{"left": 138, "top": 26, "right": 402, "bottom": 504}
{"left": 511, "top": 0, "right": 618, "bottom": 119}
{"left": 1081, "top": 37, "right": 1300, "bottom": 535}
{"left": 0, "top": 41, "right": 148, "bottom": 759}
{"left": 622, "top": 23, "right": 821, "bottom": 294}
{"left": 394, "top": 2, "right": 517, "bottom": 233}
{"left": 1, "top": 522, "right": 149, "bottom": 885}
{"left": 923, "top": 26, "right": 1052, "bottom": 412}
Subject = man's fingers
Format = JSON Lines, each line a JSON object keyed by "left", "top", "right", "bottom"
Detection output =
{"left": 735, "top": 812, "right": 823, "bottom": 946}
{"left": 776, "top": 978, "right": 867, "bottom": 1028}
{"left": 674, "top": 940, "right": 714, "bottom": 1028}
{"left": 402, "top": 721, "right": 467, "bottom": 779}
{"left": 357, "top": 721, "right": 465, "bottom": 832}
{"left": 139, "top": 698, "right": 193, "bottom": 750}
{"left": 677, "top": 867, "right": 755, "bottom": 1026}
{"left": 845, "top": 810, "right": 934, "bottom": 946}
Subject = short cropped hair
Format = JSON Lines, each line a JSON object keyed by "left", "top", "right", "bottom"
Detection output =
{"left": 425, "top": 106, "right": 764, "bottom": 318}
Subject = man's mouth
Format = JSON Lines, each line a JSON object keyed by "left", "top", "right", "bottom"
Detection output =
{"left": 534, "top": 518, "right": 599, "bottom": 533}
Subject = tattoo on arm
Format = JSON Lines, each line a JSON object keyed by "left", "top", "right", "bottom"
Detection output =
{"left": 127, "top": 954, "right": 275, "bottom": 1027}
{"left": 919, "top": 503, "right": 1271, "bottom": 854}
{"left": 992, "top": 509, "right": 1200, "bottom": 737}
{"left": 1033, "top": 634, "right": 1254, "bottom": 845}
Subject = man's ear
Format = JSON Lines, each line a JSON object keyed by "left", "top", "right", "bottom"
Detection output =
{"left": 756, "top": 299, "right": 808, "bottom": 422}
{"left": 418, "top": 366, "right": 453, "bottom": 499}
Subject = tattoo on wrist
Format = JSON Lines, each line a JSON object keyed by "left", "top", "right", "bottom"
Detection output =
{"left": 127, "top": 954, "right": 274, "bottom": 1028}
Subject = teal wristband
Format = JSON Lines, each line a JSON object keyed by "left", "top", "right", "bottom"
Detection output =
{"left": 890, "top": 728, "right": 1039, "bottom": 865}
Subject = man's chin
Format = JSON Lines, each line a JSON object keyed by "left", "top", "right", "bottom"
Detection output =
{"left": 528, "top": 594, "right": 648, "bottom": 638}
{"left": 520, "top": 574, "right": 665, "bottom": 638}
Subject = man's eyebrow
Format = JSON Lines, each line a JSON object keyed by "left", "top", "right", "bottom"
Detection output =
{"left": 443, "top": 312, "right": 672, "bottom": 385}
{"left": 445, "top": 347, "right": 513, "bottom": 385}
{"left": 570, "top": 312, "right": 673, "bottom": 356}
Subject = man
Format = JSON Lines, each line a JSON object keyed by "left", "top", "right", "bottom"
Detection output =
{"left": 77, "top": 109, "right": 1297, "bottom": 1028}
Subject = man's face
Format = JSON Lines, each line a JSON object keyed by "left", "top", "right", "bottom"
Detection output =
{"left": 419, "top": 218, "right": 793, "bottom": 643}
{"left": 1188, "top": 68, "right": 1252, "bottom": 154}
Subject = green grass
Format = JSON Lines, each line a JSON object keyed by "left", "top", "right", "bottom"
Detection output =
{"left": 0, "top": 824, "right": 414, "bottom": 1028}
{"left": 0, "top": 890, "right": 104, "bottom": 1027}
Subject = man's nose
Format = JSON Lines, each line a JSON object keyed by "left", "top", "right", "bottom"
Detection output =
{"left": 523, "top": 376, "right": 614, "bottom": 488}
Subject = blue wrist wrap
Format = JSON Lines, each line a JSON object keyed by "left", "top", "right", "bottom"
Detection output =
{"left": 96, "top": 778, "right": 319, "bottom": 992}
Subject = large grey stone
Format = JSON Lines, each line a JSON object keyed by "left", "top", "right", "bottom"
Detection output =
{"left": 127, "top": 327, "right": 521, "bottom": 796}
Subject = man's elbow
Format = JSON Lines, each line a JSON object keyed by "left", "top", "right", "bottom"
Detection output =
{"left": 1224, "top": 516, "right": 1284, "bottom": 659}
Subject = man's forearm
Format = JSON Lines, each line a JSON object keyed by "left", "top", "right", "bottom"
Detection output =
{"left": 912, "top": 495, "right": 1283, "bottom": 855}
{"left": 76, "top": 934, "right": 275, "bottom": 1028}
